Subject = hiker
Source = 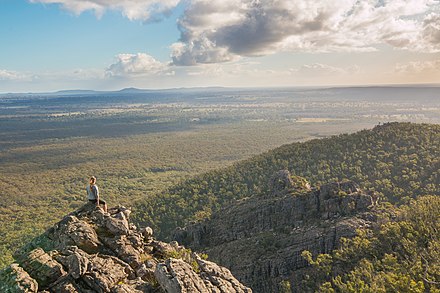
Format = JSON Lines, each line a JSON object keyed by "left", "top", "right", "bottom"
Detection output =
{"left": 87, "top": 176, "right": 107, "bottom": 212}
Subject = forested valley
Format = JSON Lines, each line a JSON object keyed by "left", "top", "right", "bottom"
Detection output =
{"left": 134, "top": 122, "right": 439, "bottom": 238}
{"left": 1, "top": 88, "right": 439, "bottom": 290}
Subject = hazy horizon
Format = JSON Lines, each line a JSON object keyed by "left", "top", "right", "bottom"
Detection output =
{"left": 2, "top": 82, "right": 440, "bottom": 96}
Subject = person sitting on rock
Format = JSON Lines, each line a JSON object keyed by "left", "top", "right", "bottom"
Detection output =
{"left": 87, "top": 176, "right": 107, "bottom": 212}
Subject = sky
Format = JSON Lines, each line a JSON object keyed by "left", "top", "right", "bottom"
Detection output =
{"left": 0, "top": 0, "right": 439, "bottom": 92}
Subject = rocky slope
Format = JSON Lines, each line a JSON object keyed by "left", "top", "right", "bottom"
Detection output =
{"left": 174, "top": 170, "right": 376, "bottom": 292}
{"left": 0, "top": 203, "right": 251, "bottom": 293}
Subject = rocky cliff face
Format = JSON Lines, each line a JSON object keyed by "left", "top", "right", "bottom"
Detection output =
{"left": 174, "top": 171, "right": 376, "bottom": 293}
{"left": 0, "top": 204, "right": 251, "bottom": 293}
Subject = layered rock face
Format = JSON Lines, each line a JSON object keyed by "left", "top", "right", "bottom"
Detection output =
{"left": 174, "top": 171, "right": 375, "bottom": 292}
{"left": 1, "top": 204, "right": 251, "bottom": 293}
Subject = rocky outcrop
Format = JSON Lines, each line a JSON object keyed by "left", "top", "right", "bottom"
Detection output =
{"left": 174, "top": 173, "right": 375, "bottom": 292}
{"left": 0, "top": 263, "right": 38, "bottom": 293}
{"left": 1, "top": 203, "right": 250, "bottom": 293}
{"left": 154, "top": 256, "right": 251, "bottom": 293}
{"left": 269, "top": 170, "right": 311, "bottom": 195}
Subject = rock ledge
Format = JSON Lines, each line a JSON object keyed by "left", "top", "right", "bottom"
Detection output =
{"left": 1, "top": 203, "right": 251, "bottom": 293}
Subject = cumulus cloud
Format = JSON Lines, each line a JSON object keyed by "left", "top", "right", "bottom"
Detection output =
{"left": 30, "top": 0, "right": 180, "bottom": 21}
{"left": 106, "top": 53, "right": 173, "bottom": 77}
{"left": 421, "top": 13, "right": 440, "bottom": 51}
{"left": 172, "top": 0, "right": 440, "bottom": 65}
{"left": 29, "top": 0, "right": 440, "bottom": 68}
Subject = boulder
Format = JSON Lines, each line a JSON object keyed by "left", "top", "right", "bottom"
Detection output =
{"left": 269, "top": 170, "right": 311, "bottom": 196}
{"left": 54, "top": 215, "right": 100, "bottom": 253}
{"left": 155, "top": 258, "right": 209, "bottom": 293}
{"left": 269, "top": 170, "right": 295, "bottom": 195}
{"left": 81, "top": 255, "right": 131, "bottom": 292}
{"left": 66, "top": 250, "right": 89, "bottom": 279}
{"left": 17, "top": 248, "right": 65, "bottom": 289}
{"left": 197, "top": 257, "right": 252, "bottom": 293}
{"left": 105, "top": 212, "right": 130, "bottom": 236}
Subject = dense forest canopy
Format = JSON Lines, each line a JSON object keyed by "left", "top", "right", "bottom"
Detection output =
{"left": 134, "top": 122, "right": 440, "bottom": 238}
{"left": 301, "top": 195, "right": 439, "bottom": 292}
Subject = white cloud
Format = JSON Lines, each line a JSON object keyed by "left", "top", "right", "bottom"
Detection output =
{"left": 421, "top": 13, "right": 440, "bottom": 52}
{"left": 395, "top": 59, "right": 440, "bottom": 75}
{"left": 30, "top": 0, "right": 440, "bottom": 67}
{"left": 30, "top": 0, "right": 180, "bottom": 21}
{"left": 297, "top": 63, "right": 347, "bottom": 75}
{"left": 72, "top": 68, "right": 105, "bottom": 80}
{"left": 0, "top": 69, "right": 30, "bottom": 81}
{"left": 180, "top": 61, "right": 360, "bottom": 82}
{"left": 105, "top": 53, "right": 174, "bottom": 77}
{"left": 172, "top": 0, "right": 440, "bottom": 65}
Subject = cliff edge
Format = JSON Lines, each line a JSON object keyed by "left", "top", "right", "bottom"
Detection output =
{"left": 174, "top": 171, "right": 376, "bottom": 292}
{"left": 0, "top": 203, "right": 251, "bottom": 293}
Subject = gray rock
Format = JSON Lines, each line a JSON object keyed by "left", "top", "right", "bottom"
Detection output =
{"left": 54, "top": 215, "right": 100, "bottom": 253}
{"left": 177, "top": 180, "right": 373, "bottom": 292}
{"left": 269, "top": 170, "right": 311, "bottom": 196}
{"left": 0, "top": 263, "right": 38, "bottom": 293}
{"left": 46, "top": 275, "right": 82, "bottom": 293}
{"left": 197, "top": 257, "right": 252, "bottom": 293}
{"left": 18, "top": 248, "right": 65, "bottom": 290}
{"left": 1, "top": 203, "right": 249, "bottom": 293}
{"left": 269, "top": 170, "right": 295, "bottom": 195}
{"left": 81, "top": 254, "right": 131, "bottom": 292}
{"left": 155, "top": 258, "right": 209, "bottom": 293}
{"left": 100, "top": 235, "right": 142, "bottom": 269}
{"left": 141, "top": 227, "right": 154, "bottom": 244}
{"left": 66, "top": 250, "right": 89, "bottom": 279}
{"left": 112, "top": 278, "right": 157, "bottom": 293}
{"left": 106, "top": 212, "right": 131, "bottom": 236}
{"left": 112, "top": 284, "right": 143, "bottom": 293}
{"left": 155, "top": 258, "right": 252, "bottom": 293}
{"left": 136, "top": 263, "right": 157, "bottom": 283}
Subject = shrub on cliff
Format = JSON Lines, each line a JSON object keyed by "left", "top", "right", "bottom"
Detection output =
{"left": 301, "top": 195, "right": 440, "bottom": 292}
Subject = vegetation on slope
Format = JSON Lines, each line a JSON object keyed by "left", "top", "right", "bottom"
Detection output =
{"left": 301, "top": 195, "right": 439, "bottom": 292}
{"left": 0, "top": 121, "right": 315, "bottom": 268}
{"left": 134, "top": 122, "right": 440, "bottom": 238}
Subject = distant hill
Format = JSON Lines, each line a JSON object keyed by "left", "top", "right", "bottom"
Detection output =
{"left": 133, "top": 122, "right": 440, "bottom": 239}
{"left": 55, "top": 89, "right": 102, "bottom": 95}
{"left": 2, "top": 84, "right": 439, "bottom": 97}
{"left": 0, "top": 86, "right": 234, "bottom": 97}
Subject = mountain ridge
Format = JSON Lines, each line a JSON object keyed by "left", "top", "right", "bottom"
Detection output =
{"left": 134, "top": 122, "right": 440, "bottom": 239}
{"left": 174, "top": 175, "right": 376, "bottom": 292}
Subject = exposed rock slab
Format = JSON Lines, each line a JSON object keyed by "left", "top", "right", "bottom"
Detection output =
{"left": 2, "top": 203, "right": 249, "bottom": 293}
{"left": 155, "top": 258, "right": 208, "bottom": 293}
{"left": 17, "top": 248, "right": 65, "bottom": 290}
{"left": 0, "top": 263, "right": 38, "bottom": 293}
{"left": 175, "top": 179, "right": 375, "bottom": 292}
{"left": 197, "top": 257, "right": 252, "bottom": 293}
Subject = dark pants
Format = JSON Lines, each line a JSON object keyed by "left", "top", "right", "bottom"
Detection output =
{"left": 89, "top": 199, "right": 106, "bottom": 205}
